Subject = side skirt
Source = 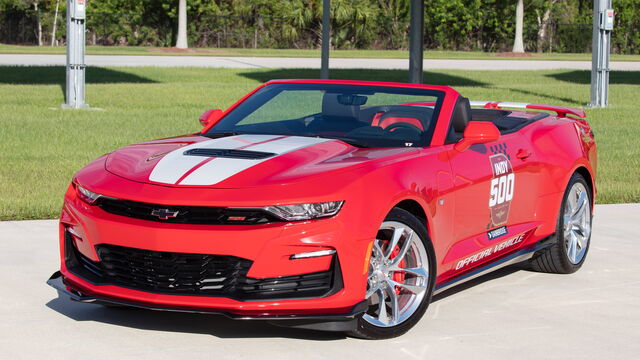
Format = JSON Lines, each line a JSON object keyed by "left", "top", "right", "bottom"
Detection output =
{"left": 434, "top": 234, "right": 555, "bottom": 295}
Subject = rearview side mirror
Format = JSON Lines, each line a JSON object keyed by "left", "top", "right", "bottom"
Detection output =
{"left": 454, "top": 121, "right": 500, "bottom": 152}
{"left": 199, "top": 109, "right": 223, "bottom": 129}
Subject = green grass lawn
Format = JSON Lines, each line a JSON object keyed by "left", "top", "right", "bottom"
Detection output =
{"left": 0, "top": 66, "right": 638, "bottom": 220}
{"left": 2, "top": 43, "right": 640, "bottom": 61}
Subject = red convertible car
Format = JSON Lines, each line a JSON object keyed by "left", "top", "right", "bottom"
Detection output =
{"left": 48, "top": 79, "right": 596, "bottom": 339}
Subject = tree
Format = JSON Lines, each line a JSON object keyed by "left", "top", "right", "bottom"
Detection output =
{"left": 512, "top": 0, "right": 524, "bottom": 52}
{"left": 536, "top": 0, "right": 560, "bottom": 53}
{"left": 50, "top": 0, "right": 59, "bottom": 45}
{"left": 32, "top": 0, "right": 42, "bottom": 45}
{"left": 175, "top": 0, "right": 187, "bottom": 48}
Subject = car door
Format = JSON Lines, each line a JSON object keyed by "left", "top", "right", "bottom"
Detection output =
{"left": 441, "top": 132, "right": 539, "bottom": 278}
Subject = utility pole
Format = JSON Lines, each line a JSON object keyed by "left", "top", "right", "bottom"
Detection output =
{"left": 320, "top": 0, "right": 330, "bottom": 79}
{"left": 408, "top": 0, "right": 424, "bottom": 83}
{"left": 62, "top": 0, "right": 88, "bottom": 109}
{"left": 589, "top": 0, "right": 614, "bottom": 108}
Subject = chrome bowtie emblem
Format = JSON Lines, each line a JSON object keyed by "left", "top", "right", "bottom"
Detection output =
{"left": 151, "top": 208, "right": 179, "bottom": 220}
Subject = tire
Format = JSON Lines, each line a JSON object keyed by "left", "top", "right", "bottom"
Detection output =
{"left": 347, "top": 208, "right": 436, "bottom": 339}
{"left": 530, "top": 173, "right": 593, "bottom": 274}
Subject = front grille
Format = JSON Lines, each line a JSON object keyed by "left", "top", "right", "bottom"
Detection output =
{"left": 64, "top": 231, "right": 338, "bottom": 300}
{"left": 96, "top": 244, "right": 252, "bottom": 295}
{"left": 97, "top": 198, "right": 281, "bottom": 225}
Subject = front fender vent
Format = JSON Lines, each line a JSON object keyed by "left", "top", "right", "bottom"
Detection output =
{"left": 184, "top": 148, "right": 276, "bottom": 159}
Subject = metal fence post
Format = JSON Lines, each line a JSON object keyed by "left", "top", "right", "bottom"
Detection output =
{"left": 62, "top": 0, "right": 89, "bottom": 109}
{"left": 408, "top": 0, "right": 424, "bottom": 84}
{"left": 320, "top": 0, "right": 330, "bottom": 79}
{"left": 589, "top": 0, "right": 613, "bottom": 108}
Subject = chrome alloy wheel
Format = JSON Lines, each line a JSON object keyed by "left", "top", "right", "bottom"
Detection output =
{"left": 563, "top": 182, "right": 591, "bottom": 264}
{"left": 363, "top": 221, "right": 430, "bottom": 328}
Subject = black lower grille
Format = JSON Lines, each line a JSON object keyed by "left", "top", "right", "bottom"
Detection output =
{"left": 64, "top": 231, "right": 338, "bottom": 300}
{"left": 96, "top": 244, "right": 252, "bottom": 295}
{"left": 96, "top": 198, "right": 281, "bottom": 225}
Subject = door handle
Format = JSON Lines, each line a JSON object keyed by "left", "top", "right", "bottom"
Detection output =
{"left": 516, "top": 149, "right": 532, "bottom": 160}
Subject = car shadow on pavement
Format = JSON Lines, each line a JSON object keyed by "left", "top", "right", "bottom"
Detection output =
{"left": 45, "top": 296, "right": 346, "bottom": 340}
{"left": 432, "top": 264, "right": 525, "bottom": 302}
{"left": 45, "top": 264, "right": 528, "bottom": 340}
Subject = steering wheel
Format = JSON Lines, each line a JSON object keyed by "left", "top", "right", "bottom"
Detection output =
{"left": 384, "top": 122, "right": 423, "bottom": 134}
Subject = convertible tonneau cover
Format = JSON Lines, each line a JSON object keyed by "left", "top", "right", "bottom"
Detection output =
{"left": 470, "top": 101, "right": 586, "bottom": 119}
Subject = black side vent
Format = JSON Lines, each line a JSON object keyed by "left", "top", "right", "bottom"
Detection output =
{"left": 184, "top": 148, "right": 276, "bottom": 159}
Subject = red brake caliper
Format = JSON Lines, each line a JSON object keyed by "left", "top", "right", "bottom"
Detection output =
{"left": 390, "top": 245, "right": 406, "bottom": 295}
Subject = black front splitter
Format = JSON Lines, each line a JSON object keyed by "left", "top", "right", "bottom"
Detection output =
{"left": 47, "top": 271, "right": 365, "bottom": 332}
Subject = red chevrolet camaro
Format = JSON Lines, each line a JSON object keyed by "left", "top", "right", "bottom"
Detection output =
{"left": 48, "top": 79, "right": 596, "bottom": 339}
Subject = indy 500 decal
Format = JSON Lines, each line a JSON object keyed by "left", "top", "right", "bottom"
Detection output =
{"left": 488, "top": 153, "right": 515, "bottom": 227}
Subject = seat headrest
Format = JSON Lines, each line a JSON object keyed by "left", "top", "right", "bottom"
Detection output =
{"left": 322, "top": 93, "right": 359, "bottom": 119}
{"left": 378, "top": 109, "right": 431, "bottom": 131}
{"left": 451, "top": 96, "right": 471, "bottom": 133}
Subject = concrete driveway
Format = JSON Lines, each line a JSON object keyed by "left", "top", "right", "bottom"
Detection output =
{"left": 1, "top": 204, "right": 638, "bottom": 359}
{"left": 2, "top": 54, "right": 640, "bottom": 70}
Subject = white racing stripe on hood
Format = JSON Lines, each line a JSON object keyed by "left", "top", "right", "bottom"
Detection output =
{"left": 178, "top": 135, "right": 332, "bottom": 186}
{"left": 148, "top": 135, "right": 332, "bottom": 186}
{"left": 148, "top": 135, "right": 281, "bottom": 184}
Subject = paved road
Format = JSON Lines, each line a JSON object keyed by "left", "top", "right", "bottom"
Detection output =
{"left": 2, "top": 54, "right": 640, "bottom": 70}
{"left": 1, "top": 204, "right": 639, "bottom": 360}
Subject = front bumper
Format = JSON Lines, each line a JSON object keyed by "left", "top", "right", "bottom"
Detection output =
{"left": 48, "top": 271, "right": 366, "bottom": 321}
{"left": 53, "top": 180, "right": 374, "bottom": 320}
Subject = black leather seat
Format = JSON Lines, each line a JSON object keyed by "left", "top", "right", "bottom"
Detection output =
{"left": 447, "top": 96, "right": 472, "bottom": 142}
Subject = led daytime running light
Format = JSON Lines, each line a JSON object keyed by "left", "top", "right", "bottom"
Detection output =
{"left": 290, "top": 249, "right": 336, "bottom": 260}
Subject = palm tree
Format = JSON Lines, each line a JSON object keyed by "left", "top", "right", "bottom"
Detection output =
{"left": 176, "top": 0, "right": 188, "bottom": 49}
{"left": 512, "top": 0, "right": 525, "bottom": 53}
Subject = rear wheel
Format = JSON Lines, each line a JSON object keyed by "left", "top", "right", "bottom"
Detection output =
{"left": 348, "top": 208, "right": 435, "bottom": 339}
{"left": 530, "top": 173, "right": 592, "bottom": 273}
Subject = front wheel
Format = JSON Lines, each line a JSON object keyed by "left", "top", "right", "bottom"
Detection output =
{"left": 348, "top": 208, "right": 436, "bottom": 339}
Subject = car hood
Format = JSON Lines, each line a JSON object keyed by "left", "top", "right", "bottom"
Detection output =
{"left": 105, "top": 134, "right": 416, "bottom": 188}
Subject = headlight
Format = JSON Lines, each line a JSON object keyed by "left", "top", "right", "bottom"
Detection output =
{"left": 75, "top": 184, "right": 116, "bottom": 205}
{"left": 262, "top": 201, "right": 344, "bottom": 221}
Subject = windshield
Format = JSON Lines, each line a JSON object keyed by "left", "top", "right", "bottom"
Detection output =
{"left": 205, "top": 83, "right": 445, "bottom": 148}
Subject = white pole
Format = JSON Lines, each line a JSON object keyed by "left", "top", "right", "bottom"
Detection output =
{"left": 589, "top": 0, "right": 613, "bottom": 108}
{"left": 63, "top": 0, "right": 88, "bottom": 109}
